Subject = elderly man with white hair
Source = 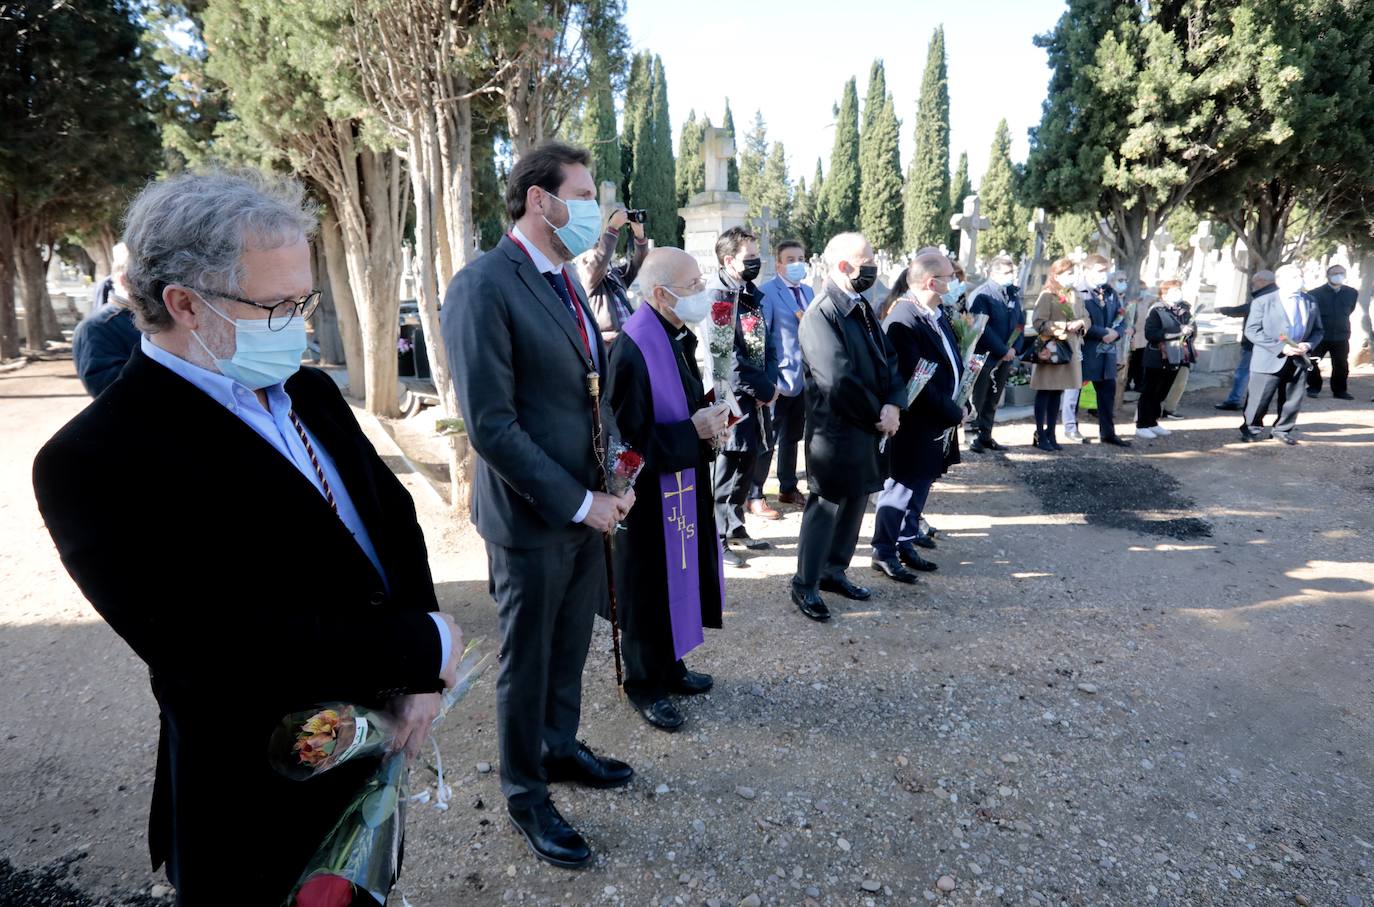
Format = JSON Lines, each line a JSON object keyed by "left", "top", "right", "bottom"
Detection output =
{"left": 33, "top": 170, "right": 463, "bottom": 904}
{"left": 1240, "top": 263, "right": 1324, "bottom": 444}
{"left": 604, "top": 247, "right": 731, "bottom": 731}
{"left": 790, "top": 232, "right": 904, "bottom": 622}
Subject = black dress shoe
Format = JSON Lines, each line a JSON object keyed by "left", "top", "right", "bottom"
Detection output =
{"left": 1272, "top": 431, "right": 1299, "bottom": 445}
{"left": 638, "top": 698, "right": 684, "bottom": 731}
{"left": 871, "top": 556, "right": 918, "bottom": 584}
{"left": 983, "top": 437, "right": 1007, "bottom": 451}
{"left": 1100, "top": 435, "right": 1132, "bottom": 447}
{"left": 1215, "top": 401, "right": 1242, "bottom": 411}
{"left": 897, "top": 543, "right": 938, "bottom": 572}
{"left": 1335, "top": 392, "right": 1355, "bottom": 400}
{"left": 969, "top": 437, "right": 987, "bottom": 453}
{"left": 1306, "top": 390, "right": 1320, "bottom": 398}
{"left": 1238, "top": 426, "right": 1262, "bottom": 443}
{"left": 791, "top": 586, "right": 831, "bottom": 621}
{"left": 729, "top": 528, "right": 772, "bottom": 550}
{"left": 668, "top": 670, "right": 713, "bottom": 695}
{"left": 544, "top": 742, "right": 633, "bottom": 789}
{"left": 508, "top": 799, "right": 592, "bottom": 868}
{"left": 911, "top": 531, "right": 937, "bottom": 550}
{"left": 818, "top": 573, "right": 872, "bottom": 600}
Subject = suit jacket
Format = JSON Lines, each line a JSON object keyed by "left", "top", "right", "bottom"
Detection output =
{"left": 1307, "top": 283, "right": 1358, "bottom": 342}
{"left": 757, "top": 275, "right": 813, "bottom": 397}
{"left": 72, "top": 281, "right": 140, "bottom": 396}
{"left": 967, "top": 280, "right": 1025, "bottom": 361}
{"left": 1245, "top": 290, "right": 1324, "bottom": 375}
{"left": 1079, "top": 285, "right": 1123, "bottom": 382}
{"left": 799, "top": 279, "right": 904, "bottom": 500}
{"left": 442, "top": 234, "right": 615, "bottom": 549}
{"left": 32, "top": 347, "right": 443, "bottom": 904}
{"left": 883, "top": 299, "right": 965, "bottom": 487}
{"left": 707, "top": 271, "right": 778, "bottom": 453}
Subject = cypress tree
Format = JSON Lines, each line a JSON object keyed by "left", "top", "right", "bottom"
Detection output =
{"left": 620, "top": 51, "right": 650, "bottom": 203}
{"left": 820, "top": 77, "right": 860, "bottom": 238}
{"left": 676, "top": 109, "right": 704, "bottom": 207}
{"left": 580, "top": 42, "right": 620, "bottom": 187}
{"left": 790, "top": 175, "right": 813, "bottom": 254}
{"left": 860, "top": 92, "right": 904, "bottom": 254}
{"left": 809, "top": 157, "right": 826, "bottom": 251}
{"left": 760, "top": 141, "right": 792, "bottom": 237}
{"left": 904, "top": 26, "right": 951, "bottom": 250}
{"left": 980, "top": 119, "right": 1021, "bottom": 259}
{"left": 627, "top": 55, "right": 677, "bottom": 248}
{"left": 738, "top": 110, "right": 768, "bottom": 217}
{"left": 947, "top": 150, "right": 971, "bottom": 251}
{"left": 722, "top": 99, "right": 740, "bottom": 191}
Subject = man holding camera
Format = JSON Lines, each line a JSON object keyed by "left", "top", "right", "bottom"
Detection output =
{"left": 575, "top": 204, "right": 649, "bottom": 344}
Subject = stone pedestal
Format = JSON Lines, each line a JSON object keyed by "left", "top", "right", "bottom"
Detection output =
{"left": 679, "top": 189, "right": 750, "bottom": 278}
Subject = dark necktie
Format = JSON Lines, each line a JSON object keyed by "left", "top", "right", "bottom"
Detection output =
{"left": 542, "top": 270, "right": 592, "bottom": 359}
{"left": 790, "top": 286, "right": 805, "bottom": 312}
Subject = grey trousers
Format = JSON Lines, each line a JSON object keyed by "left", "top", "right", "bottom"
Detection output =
{"left": 486, "top": 532, "right": 603, "bottom": 807}
{"left": 794, "top": 491, "right": 870, "bottom": 592}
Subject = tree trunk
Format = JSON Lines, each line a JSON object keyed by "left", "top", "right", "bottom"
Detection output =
{"left": 85, "top": 226, "right": 116, "bottom": 286}
{"left": 1105, "top": 207, "right": 1148, "bottom": 301}
{"left": 318, "top": 205, "right": 367, "bottom": 399}
{"left": 311, "top": 237, "right": 346, "bottom": 367}
{"left": 16, "top": 238, "right": 54, "bottom": 351}
{"left": 1357, "top": 251, "right": 1374, "bottom": 347}
{"left": 0, "top": 194, "right": 19, "bottom": 360}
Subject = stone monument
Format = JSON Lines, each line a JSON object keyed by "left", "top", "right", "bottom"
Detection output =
{"left": 679, "top": 126, "right": 750, "bottom": 276}
{"left": 1019, "top": 208, "right": 1051, "bottom": 299}
{"left": 949, "top": 195, "right": 990, "bottom": 274}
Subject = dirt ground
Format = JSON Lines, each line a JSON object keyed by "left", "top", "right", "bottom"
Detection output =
{"left": 2, "top": 356, "right": 1372, "bottom": 907}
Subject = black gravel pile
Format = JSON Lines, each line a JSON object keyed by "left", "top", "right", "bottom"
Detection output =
{"left": 1016, "top": 455, "right": 1213, "bottom": 539}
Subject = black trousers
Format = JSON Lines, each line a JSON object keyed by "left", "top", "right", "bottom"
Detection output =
{"left": 794, "top": 491, "right": 869, "bottom": 592}
{"left": 1306, "top": 339, "right": 1350, "bottom": 396}
{"left": 1091, "top": 378, "right": 1117, "bottom": 438}
{"left": 970, "top": 358, "right": 1011, "bottom": 439}
{"left": 1126, "top": 348, "right": 1145, "bottom": 391}
{"left": 750, "top": 391, "right": 807, "bottom": 497}
{"left": 714, "top": 448, "right": 757, "bottom": 538}
{"left": 1136, "top": 367, "right": 1173, "bottom": 428}
{"left": 1246, "top": 358, "right": 1307, "bottom": 434}
{"left": 486, "top": 533, "right": 602, "bottom": 807}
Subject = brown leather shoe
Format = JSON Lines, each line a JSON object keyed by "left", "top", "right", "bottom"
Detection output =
{"left": 776, "top": 490, "right": 806, "bottom": 506}
{"left": 746, "top": 499, "right": 782, "bottom": 520}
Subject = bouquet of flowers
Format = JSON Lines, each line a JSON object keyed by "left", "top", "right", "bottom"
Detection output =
{"left": 943, "top": 353, "right": 988, "bottom": 451}
{"left": 270, "top": 641, "right": 491, "bottom": 781}
{"left": 285, "top": 641, "right": 492, "bottom": 906}
{"left": 1005, "top": 324, "right": 1023, "bottom": 355}
{"left": 738, "top": 307, "right": 767, "bottom": 367}
{"left": 605, "top": 440, "right": 644, "bottom": 496}
{"left": 1101, "top": 304, "right": 1131, "bottom": 357}
{"left": 950, "top": 312, "right": 989, "bottom": 365}
{"left": 706, "top": 289, "right": 745, "bottom": 441}
{"left": 904, "top": 359, "right": 939, "bottom": 407}
{"left": 1280, "top": 333, "right": 1314, "bottom": 369}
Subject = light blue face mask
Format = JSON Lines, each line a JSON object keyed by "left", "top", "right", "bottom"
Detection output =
{"left": 783, "top": 261, "right": 807, "bottom": 284}
{"left": 543, "top": 192, "right": 602, "bottom": 257}
{"left": 192, "top": 298, "right": 306, "bottom": 390}
{"left": 941, "top": 279, "right": 965, "bottom": 308}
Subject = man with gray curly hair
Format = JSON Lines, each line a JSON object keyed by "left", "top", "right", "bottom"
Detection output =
{"left": 33, "top": 170, "right": 463, "bottom": 904}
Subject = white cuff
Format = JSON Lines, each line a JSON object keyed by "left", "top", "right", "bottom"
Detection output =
{"left": 429, "top": 612, "right": 452, "bottom": 676}
{"left": 572, "top": 489, "right": 594, "bottom": 524}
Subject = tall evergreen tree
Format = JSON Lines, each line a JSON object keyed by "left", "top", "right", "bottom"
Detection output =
{"left": 759, "top": 141, "right": 793, "bottom": 237}
{"left": 580, "top": 35, "right": 620, "bottom": 188}
{"left": 860, "top": 93, "right": 904, "bottom": 254}
{"left": 738, "top": 110, "right": 769, "bottom": 217}
{"left": 904, "top": 26, "right": 951, "bottom": 250}
{"left": 722, "top": 99, "right": 740, "bottom": 191}
{"left": 820, "top": 77, "right": 861, "bottom": 239}
{"left": 620, "top": 51, "right": 651, "bottom": 203}
{"left": 628, "top": 55, "right": 676, "bottom": 247}
{"left": 947, "top": 150, "right": 972, "bottom": 251}
{"left": 676, "top": 110, "right": 705, "bottom": 207}
{"left": 790, "top": 176, "right": 815, "bottom": 253}
{"left": 980, "top": 119, "right": 1022, "bottom": 259}
{"left": 808, "top": 157, "right": 827, "bottom": 251}
{"left": 860, "top": 59, "right": 887, "bottom": 148}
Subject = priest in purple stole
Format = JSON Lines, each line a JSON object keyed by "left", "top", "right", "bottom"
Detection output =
{"left": 605, "top": 248, "right": 730, "bottom": 731}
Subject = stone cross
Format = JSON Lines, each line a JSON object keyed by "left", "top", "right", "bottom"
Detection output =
{"left": 1068, "top": 246, "right": 1088, "bottom": 266}
{"left": 751, "top": 205, "right": 777, "bottom": 259}
{"left": 948, "top": 195, "right": 990, "bottom": 273}
{"left": 1020, "top": 208, "right": 1051, "bottom": 295}
{"left": 1185, "top": 220, "right": 1215, "bottom": 297}
{"left": 1143, "top": 227, "right": 1172, "bottom": 285}
{"left": 702, "top": 126, "right": 736, "bottom": 194}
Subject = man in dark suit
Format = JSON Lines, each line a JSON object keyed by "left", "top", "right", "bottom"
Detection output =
{"left": 870, "top": 252, "right": 966, "bottom": 583}
{"left": 1305, "top": 263, "right": 1358, "bottom": 399}
{"left": 791, "top": 232, "right": 904, "bottom": 622}
{"left": 1241, "top": 263, "right": 1324, "bottom": 445}
{"left": 1076, "top": 254, "right": 1131, "bottom": 446}
{"left": 605, "top": 248, "right": 729, "bottom": 731}
{"left": 706, "top": 226, "right": 779, "bottom": 567}
{"left": 966, "top": 254, "right": 1024, "bottom": 452}
{"left": 33, "top": 170, "right": 463, "bottom": 905}
{"left": 442, "top": 141, "right": 636, "bottom": 870}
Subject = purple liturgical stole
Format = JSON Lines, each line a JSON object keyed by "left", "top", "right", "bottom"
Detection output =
{"left": 621, "top": 305, "right": 724, "bottom": 660}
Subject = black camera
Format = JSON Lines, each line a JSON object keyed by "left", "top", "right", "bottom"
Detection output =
{"left": 625, "top": 209, "right": 648, "bottom": 224}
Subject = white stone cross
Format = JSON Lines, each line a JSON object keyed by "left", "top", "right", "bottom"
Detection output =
{"left": 751, "top": 205, "right": 777, "bottom": 259}
{"left": 702, "top": 127, "right": 736, "bottom": 195}
{"left": 948, "top": 195, "right": 990, "bottom": 273}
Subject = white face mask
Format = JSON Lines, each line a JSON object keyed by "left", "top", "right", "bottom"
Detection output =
{"left": 664, "top": 287, "right": 710, "bottom": 324}
{"left": 1330, "top": 273, "right": 1346, "bottom": 286}
{"left": 1163, "top": 289, "right": 1184, "bottom": 305}
{"left": 1087, "top": 271, "right": 1109, "bottom": 288}
{"left": 1276, "top": 276, "right": 1305, "bottom": 296}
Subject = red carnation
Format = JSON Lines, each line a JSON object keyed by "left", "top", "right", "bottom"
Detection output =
{"left": 710, "top": 299, "right": 734, "bottom": 327}
{"left": 295, "top": 873, "right": 355, "bottom": 907}
{"left": 614, "top": 449, "right": 644, "bottom": 478}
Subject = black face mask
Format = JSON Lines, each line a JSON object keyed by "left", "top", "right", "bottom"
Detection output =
{"left": 849, "top": 264, "right": 879, "bottom": 294}
{"left": 738, "top": 257, "right": 762, "bottom": 282}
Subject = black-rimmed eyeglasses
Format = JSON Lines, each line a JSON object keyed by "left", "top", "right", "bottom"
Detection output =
{"left": 184, "top": 285, "right": 322, "bottom": 332}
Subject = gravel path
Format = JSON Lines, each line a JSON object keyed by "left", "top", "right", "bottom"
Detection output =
{"left": 3, "top": 358, "right": 1371, "bottom": 907}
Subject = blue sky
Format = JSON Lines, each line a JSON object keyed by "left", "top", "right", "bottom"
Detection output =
{"left": 624, "top": 0, "right": 1065, "bottom": 189}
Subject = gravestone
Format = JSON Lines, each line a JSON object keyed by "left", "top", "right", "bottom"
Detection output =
{"left": 1143, "top": 227, "right": 1172, "bottom": 286}
{"left": 750, "top": 205, "right": 777, "bottom": 260}
{"left": 1161, "top": 244, "right": 1183, "bottom": 280}
{"left": 679, "top": 126, "right": 750, "bottom": 277}
{"left": 1068, "top": 246, "right": 1088, "bottom": 266}
{"left": 1184, "top": 220, "right": 1216, "bottom": 303}
{"left": 1019, "top": 208, "right": 1051, "bottom": 299}
{"left": 949, "top": 195, "right": 990, "bottom": 274}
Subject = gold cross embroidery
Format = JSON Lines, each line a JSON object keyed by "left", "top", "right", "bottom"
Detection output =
{"left": 662, "top": 470, "right": 696, "bottom": 570}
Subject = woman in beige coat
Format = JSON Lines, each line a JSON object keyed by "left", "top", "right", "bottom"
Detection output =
{"left": 1029, "top": 257, "right": 1088, "bottom": 450}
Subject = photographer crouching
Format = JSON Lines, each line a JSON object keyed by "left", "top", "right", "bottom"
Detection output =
{"left": 574, "top": 204, "right": 649, "bottom": 344}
